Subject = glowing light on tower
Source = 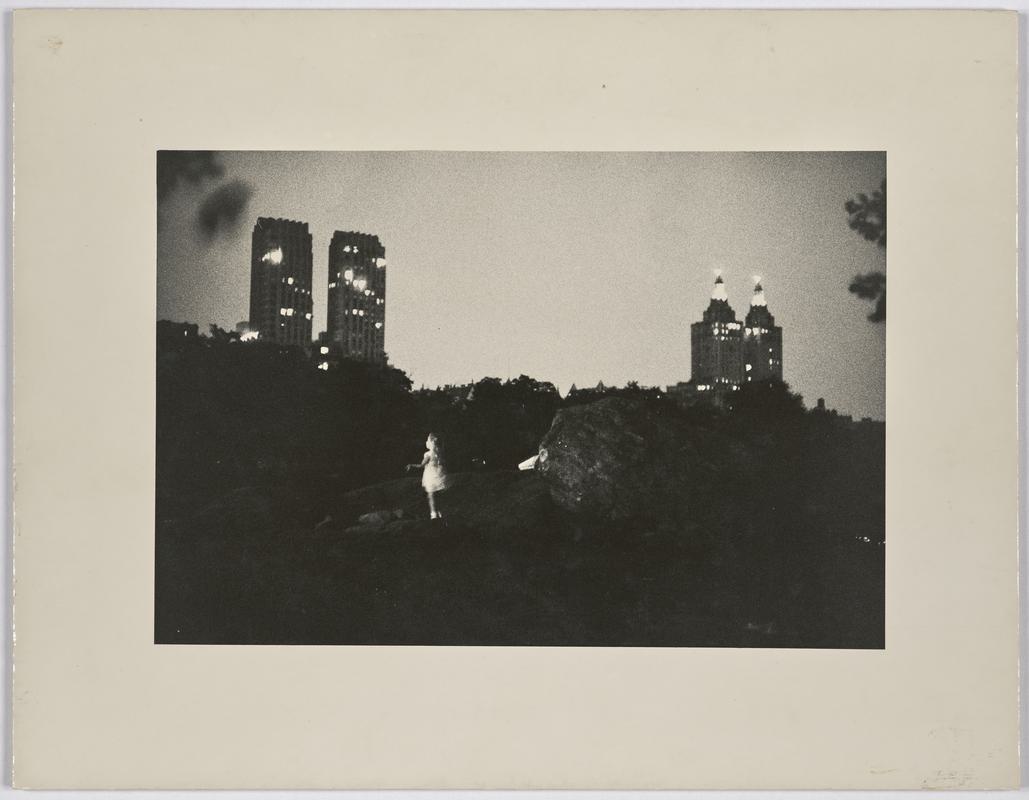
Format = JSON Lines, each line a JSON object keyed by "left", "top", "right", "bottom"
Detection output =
{"left": 751, "top": 276, "right": 767, "bottom": 307}
{"left": 711, "top": 274, "right": 729, "bottom": 302}
{"left": 250, "top": 218, "right": 313, "bottom": 348}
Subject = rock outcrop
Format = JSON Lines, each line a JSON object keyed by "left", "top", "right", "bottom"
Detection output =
{"left": 536, "top": 397, "right": 742, "bottom": 522}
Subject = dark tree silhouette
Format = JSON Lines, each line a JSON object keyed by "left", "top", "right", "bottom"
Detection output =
{"left": 726, "top": 379, "right": 806, "bottom": 426}
{"left": 207, "top": 323, "right": 238, "bottom": 344}
{"left": 157, "top": 151, "right": 225, "bottom": 201}
{"left": 197, "top": 180, "right": 254, "bottom": 240}
{"left": 845, "top": 178, "right": 886, "bottom": 322}
{"left": 848, "top": 272, "right": 886, "bottom": 323}
{"left": 845, "top": 179, "right": 886, "bottom": 248}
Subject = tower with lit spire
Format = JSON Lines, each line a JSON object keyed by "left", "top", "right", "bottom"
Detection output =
{"left": 689, "top": 273, "right": 744, "bottom": 392}
{"left": 742, "top": 277, "right": 783, "bottom": 383}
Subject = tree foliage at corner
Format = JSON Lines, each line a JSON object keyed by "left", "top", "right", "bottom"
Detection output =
{"left": 845, "top": 178, "right": 886, "bottom": 322}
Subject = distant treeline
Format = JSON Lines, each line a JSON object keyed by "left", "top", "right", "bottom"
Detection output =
{"left": 157, "top": 323, "right": 877, "bottom": 517}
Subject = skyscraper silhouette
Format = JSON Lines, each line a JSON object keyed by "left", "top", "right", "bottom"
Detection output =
{"left": 324, "top": 231, "right": 386, "bottom": 363}
{"left": 670, "top": 274, "right": 784, "bottom": 405}
{"left": 248, "top": 218, "right": 313, "bottom": 347}
{"left": 690, "top": 273, "right": 744, "bottom": 389}
{"left": 743, "top": 280, "right": 783, "bottom": 383}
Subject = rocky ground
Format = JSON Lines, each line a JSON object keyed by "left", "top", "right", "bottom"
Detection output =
{"left": 156, "top": 398, "right": 884, "bottom": 647}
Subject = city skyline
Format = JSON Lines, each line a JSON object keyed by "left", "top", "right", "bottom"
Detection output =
{"left": 156, "top": 151, "right": 886, "bottom": 419}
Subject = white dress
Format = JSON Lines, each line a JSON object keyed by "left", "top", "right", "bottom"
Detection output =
{"left": 421, "top": 450, "right": 448, "bottom": 492}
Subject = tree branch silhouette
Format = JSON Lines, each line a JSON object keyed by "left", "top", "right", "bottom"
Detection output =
{"left": 845, "top": 178, "right": 886, "bottom": 322}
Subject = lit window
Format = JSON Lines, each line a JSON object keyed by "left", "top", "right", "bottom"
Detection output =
{"left": 375, "top": 322, "right": 382, "bottom": 329}
{"left": 359, "top": 310, "right": 365, "bottom": 316}
{"left": 329, "top": 282, "right": 337, "bottom": 289}
{"left": 262, "top": 248, "right": 283, "bottom": 265}
{"left": 343, "top": 245, "right": 351, "bottom": 253}
{"left": 745, "top": 364, "right": 752, "bottom": 372}
{"left": 305, "top": 313, "right": 312, "bottom": 320}
{"left": 364, "top": 289, "right": 371, "bottom": 296}
{"left": 352, "top": 309, "right": 359, "bottom": 316}
{"left": 354, "top": 278, "right": 367, "bottom": 292}
{"left": 375, "top": 257, "right": 386, "bottom": 268}
{"left": 320, "top": 346, "right": 329, "bottom": 354}
{"left": 287, "top": 277, "right": 294, "bottom": 285}
{"left": 318, "top": 362, "right": 329, "bottom": 371}
{"left": 279, "top": 308, "right": 287, "bottom": 316}
{"left": 769, "top": 359, "right": 773, "bottom": 365}
{"left": 286, "top": 308, "right": 295, "bottom": 316}
{"left": 344, "top": 269, "right": 354, "bottom": 281}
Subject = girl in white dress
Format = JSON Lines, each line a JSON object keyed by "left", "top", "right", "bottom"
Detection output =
{"left": 410, "top": 433, "right": 448, "bottom": 520}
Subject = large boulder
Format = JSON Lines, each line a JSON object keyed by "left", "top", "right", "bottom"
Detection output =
{"left": 536, "top": 397, "right": 742, "bottom": 522}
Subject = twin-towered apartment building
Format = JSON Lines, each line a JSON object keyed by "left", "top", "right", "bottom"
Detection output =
{"left": 669, "top": 273, "right": 785, "bottom": 404}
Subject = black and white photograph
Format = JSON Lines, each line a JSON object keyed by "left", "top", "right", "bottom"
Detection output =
{"left": 12, "top": 5, "right": 1022, "bottom": 790}
{"left": 156, "top": 150, "right": 886, "bottom": 648}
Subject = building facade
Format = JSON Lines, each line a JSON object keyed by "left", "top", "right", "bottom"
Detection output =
{"left": 670, "top": 275, "right": 784, "bottom": 405}
{"left": 742, "top": 281, "right": 783, "bottom": 383}
{"left": 690, "top": 274, "right": 744, "bottom": 390}
{"left": 248, "top": 218, "right": 314, "bottom": 347}
{"left": 324, "top": 231, "right": 386, "bottom": 363}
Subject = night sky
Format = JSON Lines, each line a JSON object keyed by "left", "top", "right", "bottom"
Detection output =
{"left": 157, "top": 151, "right": 886, "bottom": 420}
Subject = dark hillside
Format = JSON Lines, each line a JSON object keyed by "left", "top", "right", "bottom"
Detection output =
{"left": 156, "top": 365, "right": 884, "bottom": 647}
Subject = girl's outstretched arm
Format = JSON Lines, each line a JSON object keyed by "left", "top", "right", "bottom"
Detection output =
{"left": 407, "top": 452, "right": 430, "bottom": 471}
